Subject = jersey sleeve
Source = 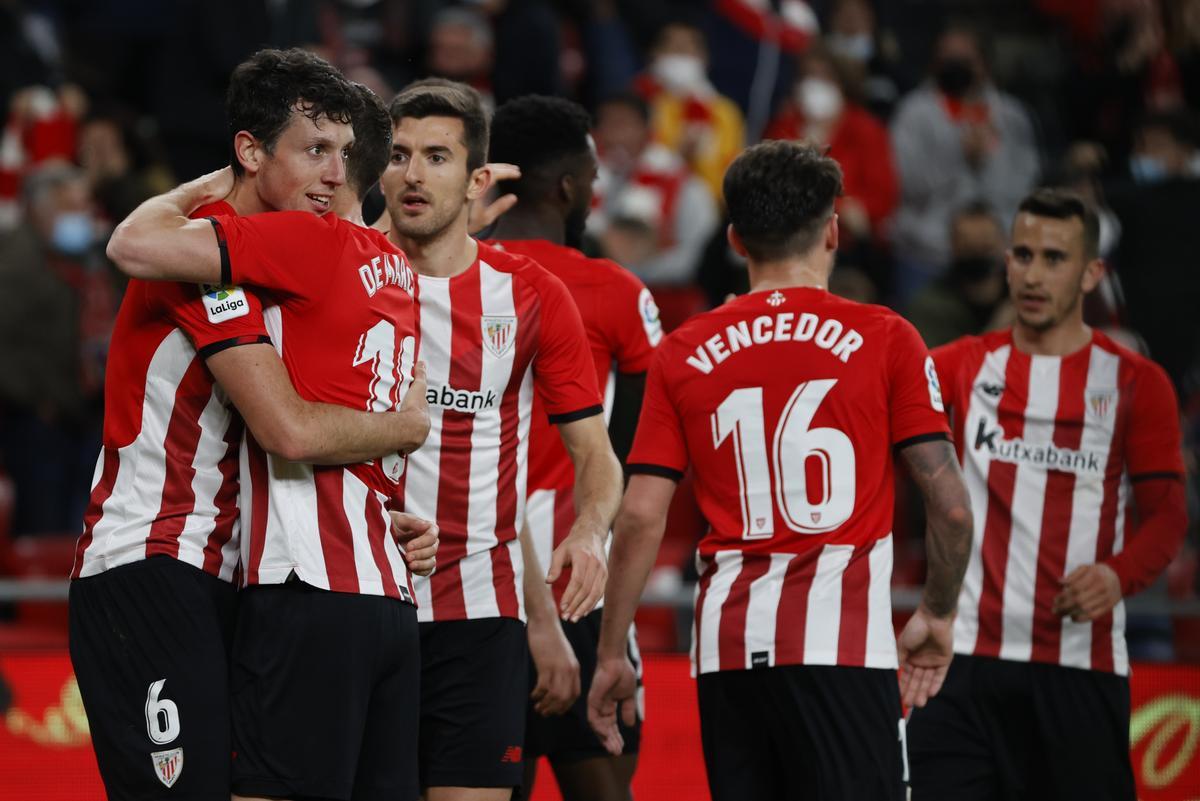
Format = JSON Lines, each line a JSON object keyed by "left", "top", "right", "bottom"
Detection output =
{"left": 607, "top": 269, "right": 662, "bottom": 375}
{"left": 887, "top": 315, "right": 952, "bottom": 447}
{"left": 531, "top": 271, "right": 604, "bottom": 423}
{"left": 626, "top": 348, "right": 688, "bottom": 479}
{"left": 930, "top": 338, "right": 971, "bottom": 417}
{"left": 212, "top": 211, "right": 343, "bottom": 301}
{"left": 1125, "top": 361, "right": 1186, "bottom": 480}
{"left": 168, "top": 283, "right": 271, "bottom": 358}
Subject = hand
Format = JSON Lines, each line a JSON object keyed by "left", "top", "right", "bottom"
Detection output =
{"left": 390, "top": 511, "right": 438, "bottom": 576}
{"left": 897, "top": 604, "right": 955, "bottom": 709}
{"left": 527, "top": 617, "right": 581, "bottom": 716}
{"left": 547, "top": 524, "right": 607, "bottom": 622}
{"left": 397, "top": 361, "right": 430, "bottom": 454}
{"left": 197, "top": 166, "right": 236, "bottom": 206}
{"left": 1053, "top": 563, "right": 1122, "bottom": 622}
{"left": 960, "top": 123, "right": 996, "bottom": 168}
{"left": 468, "top": 163, "right": 521, "bottom": 235}
{"left": 587, "top": 655, "right": 638, "bottom": 756}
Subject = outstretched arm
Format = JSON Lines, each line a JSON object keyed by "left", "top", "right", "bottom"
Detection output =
{"left": 107, "top": 168, "right": 235, "bottom": 283}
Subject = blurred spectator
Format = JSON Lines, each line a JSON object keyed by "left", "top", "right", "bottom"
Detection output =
{"left": 1170, "top": 0, "right": 1200, "bottom": 110}
{"left": 633, "top": 17, "right": 746, "bottom": 202}
{"left": 426, "top": 7, "right": 495, "bottom": 110}
{"left": 589, "top": 92, "right": 718, "bottom": 292}
{"left": 889, "top": 25, "right": 1040, "bottom": 303}
{"left": 490, "top": 0, "right": 564, "bottom": 103}
{"left": 1108, "top": 110, "right": 1200, "bottom": 393}
{"left": 0, "top": 164, "right": 115, "bottom": 536}
{"left": 0, "top": 84, "right": 85, "bottom": 230}
{"left": 824, "top": 0, "right": 912, "bottom": 120}
{"left": 763, "top": 44, "right": 898, "bottom": 249}
{"left": 907, "top": 202, "right": 1010, "bottom": 348}
{"left": 77, "top": 109, "right": 172, "bottom": 227}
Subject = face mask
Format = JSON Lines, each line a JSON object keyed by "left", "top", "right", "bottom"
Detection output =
{"left": 1129, "top": 154, "right": 1168, "bottom": 184}
{"left": 935, "top": 58, "right": 976, "bottom": 98}
{"left": 827, "top": 33, "right": 874, "bottom": 63}
{"left": 797, "top": 78, "right": 844, "bottom": 121}
{"left": 51, "top": 211, "right": 94, "bottom": 255}
{"left": 652, "top": 54, "right": 707, "bottom": 95}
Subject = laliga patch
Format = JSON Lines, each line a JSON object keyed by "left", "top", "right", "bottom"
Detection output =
{"left": 925, "top": 356, "right": 945, "bottom": 412}
{"left": 638, "top": 287, "right": 664, "bottom": 346}
{"left": 199, "top": 283, "right": 249, "bottom": 324}
{"left": 481, "top": 315, "right": 518, "bottom": 359}
{"left": 151, "top": 747, "right": 183, "bottom": 788}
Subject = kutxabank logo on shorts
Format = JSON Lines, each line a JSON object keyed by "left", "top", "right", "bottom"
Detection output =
{"left": 151, "top": 747, "right": 183, "bottom": 788}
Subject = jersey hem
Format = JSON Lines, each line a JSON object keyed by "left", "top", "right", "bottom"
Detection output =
{"left": 548, "top": 404, "right": 604, "bottom": 425}
{"left": 893, "top": 431, "right": 950, "bottom": 450}
{"left": 626, "top": 463, "right": 685, "bottom": 481}
{"left": 198, "top": 334, "right": 273, "bottom": 360}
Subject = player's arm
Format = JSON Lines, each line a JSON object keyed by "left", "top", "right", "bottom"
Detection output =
{"left": 608, "top": 372, "right": 646, "bottom": 463}
{"left": 206, "top": 345, "right": 430, "bottom": 463}
{"left": 107, "top": 168, "right": 234, "bottom": 283}
{"left": 1054, "top": 365, "right": 1187, "bottom": 621}
{"left": 550, "top": 414, "right": 623, "bottom": 622}
{"left": 519, "top": 524, "right": 581, "bottom": 717}
{"left": 896, "top": 436, "right": 974, "bottom": 708}
{"left": 588, "top": 473, "right": 676, "bottom": 756}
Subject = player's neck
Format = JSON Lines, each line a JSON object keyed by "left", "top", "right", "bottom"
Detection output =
{"left": 225, "top": 178, "right": 272, "bottom": 216}
{"left": 491, "top": 204, "right": 564, "bottom": 245}
{"left": 390, "top": 216, "right": 478, "bottom": 279}
{"left": 1012, "top": 317, "right": 1093, "bottom": 357}
{"left": 747, "top": 258, "right": 830, "bottom": 293}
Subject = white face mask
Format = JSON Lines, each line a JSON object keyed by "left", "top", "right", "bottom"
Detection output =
{"left": 652, "top": 54, "right": 707, "bottom": 94}
{"left": 827, "top": 32, "right": 874, "bottom": 63}
{"left": 797, "top": 78, "right": 844, "bottom": 121}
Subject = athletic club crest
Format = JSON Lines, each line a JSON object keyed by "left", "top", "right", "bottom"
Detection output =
{"left": 151, "top": 748, "right": 183, "bottom": 788}
{"left": 481, "top": 316, "right": 518, "bottom": 359}
{"left": 1086, "top": 389, "right": 1116, "bottom": 421}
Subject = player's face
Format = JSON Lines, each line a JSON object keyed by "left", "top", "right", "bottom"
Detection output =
{"left": 254, "top": 112, "right": 352, "bottom": 216}
{"left": 1006, "top": 213, "right": 1101, "bottom": 332}
{"left": 382, "top": 115, "right": 481, "bottom": 242}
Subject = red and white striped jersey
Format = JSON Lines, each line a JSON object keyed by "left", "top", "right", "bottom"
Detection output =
{"left": 627, "top": 287, "right": 950, "bottom": 675}
{"left": 397, "top": 241, "right": 603, "bottom": 622}
{"left": 73, "top": 201, "right": 267, "bottom": 582}
{"left": 492, "top": 239, "right": 661, "bottom": 604}
{"left": 215, "top": 211, "right": 420, "bottom": 601}
{"left": 932, "top": 329, "right": 1185, "bottom": 676}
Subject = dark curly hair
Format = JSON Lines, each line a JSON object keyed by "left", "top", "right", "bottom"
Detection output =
{"left": 388, "top": 78, "right": 489, "bottom": 172}
{"left": 489, "top": 95, "right": 592, "bottom": 202}
{"left": 225, "top": 48, "right": 361, "bottom": 177}
{"left": 724, "top": 141, "right": 843, "bottom": 261}
{"left": 347, "top": 84, "right": 392, "bottom": 202}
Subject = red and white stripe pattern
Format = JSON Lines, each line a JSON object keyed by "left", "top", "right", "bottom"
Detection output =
{"left": 73, "top": 328, "right": 242, "bottom": 581}
{"left": 690, "top": 534, "right": 897, "bottom": 675}
{"left": 952, "top": 341, "right": 1130, "bottom": 674}
{"left": 400, "top": 258, "right": 538, "bottom": 622}
{"left": 237, "top": 306, "right": 416, "bottom": 601}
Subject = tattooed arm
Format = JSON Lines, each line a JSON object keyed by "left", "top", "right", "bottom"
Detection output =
{"left": 895, "top": 436, "right": 974, "bottom": 707}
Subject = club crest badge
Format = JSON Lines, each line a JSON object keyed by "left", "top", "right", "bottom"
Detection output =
{"left": 1086, "top": 389, "right": 1116, "bottom": 421}
{"left": 151, "top": 748, "right": 183, "bottom": 788}
{"left": 481, "top": 316, "right": 517, "bottom": 359}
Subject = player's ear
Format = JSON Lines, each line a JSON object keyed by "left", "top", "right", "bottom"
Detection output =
{"left": 726, "top": 224, "right": 748, "bottom": 258}
{"left": 466, "top": 163, "right": 491, "bottom": 202}
{"left": 1081, "top": 257, "right": 1105, "bottom": 293}
{"left": 559, "top": 173, "right": 575, "bottom": 208}
{"left": 825, "top": 211, "right": 839, "bottom": 252}
{"left": 233, "top": 131, "right": 262, "bottom": 176}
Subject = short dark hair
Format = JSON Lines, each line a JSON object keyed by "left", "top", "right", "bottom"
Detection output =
{"left": 225, "top": 48, "right": 361, "bottom": 177}
{"left": 724, "top": 141, "right": 843, "bottom": 261}
{"left": 347, "top": 84, "right": 392, "bottom": 201}
{"left": 388, "top": 78, "right": 489, "bottom": 172}
{"left": 489, "top": 95, "right": 592, "bottom": 201}
{"left": 1016, "top": 187, "right": 1101, "bottom": 260}
{"left": 597, "top": 91, "right": 651, "bottom": 125}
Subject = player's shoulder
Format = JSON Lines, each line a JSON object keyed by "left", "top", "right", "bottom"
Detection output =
{"left": 932, "top": 329, "right": 1012, "bottom": 366}
{"left": 478, "top": 240, "right": 570, "bottom": 296}
{"left": 190, "top": 199, "right": 237, "bottom": 220}
{"left": 1092, "top": 330, "right": 1175, "bottom": 390}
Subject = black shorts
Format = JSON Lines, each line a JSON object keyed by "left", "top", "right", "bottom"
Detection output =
{"left": 907, "top": 654, "right": 1134, "bottom": 801}
{"left": 525, "top": 609, "right": 643, "bottom": 763}
{"left": 697, "top": 664, "right": 905, "bottom": 801}
{"left": 419, "top": 617, "right": 529, "bottom": 789}
{"left": 230, "top": 581, "right": 420, "bottom": 801}
{"left": 69, "top": 556, "right": 237, "bottom": 801}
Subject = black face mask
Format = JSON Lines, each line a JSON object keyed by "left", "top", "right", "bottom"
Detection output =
{"left": 950, "top": 256, "right": 998, "bottom": 283}
{"left": 935, "top": 58, "right": 976, "bottom": 98}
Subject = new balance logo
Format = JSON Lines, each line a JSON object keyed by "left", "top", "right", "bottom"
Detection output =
{"left": 977, "top": 382, "right": 1004, "bottom": 397}
{"left": 501, "top": 746, "right": 522, "bottom": 763}
{"left": 426, "top": 384, "right": 499, "bottom": 413}
{"left": 973, "top": 419, "right": 1103, "bottom": 474}
{"left": 766, "top": 290, "right": 785, "bottom": 307}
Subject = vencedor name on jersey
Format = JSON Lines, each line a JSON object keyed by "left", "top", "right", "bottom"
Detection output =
{"left": 686, "top": 312, "right": 864, "bottom": 374}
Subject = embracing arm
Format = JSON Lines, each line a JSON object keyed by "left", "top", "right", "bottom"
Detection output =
{"left": 107, "top": 168, "right": 234, "bottom": 283}
{"left": 206, "top": 345, "right": 429, "bottom": 464}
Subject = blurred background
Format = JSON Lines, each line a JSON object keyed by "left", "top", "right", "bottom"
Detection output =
{"left": 0, "top": 0, "right": 1197, "bottom": 798}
